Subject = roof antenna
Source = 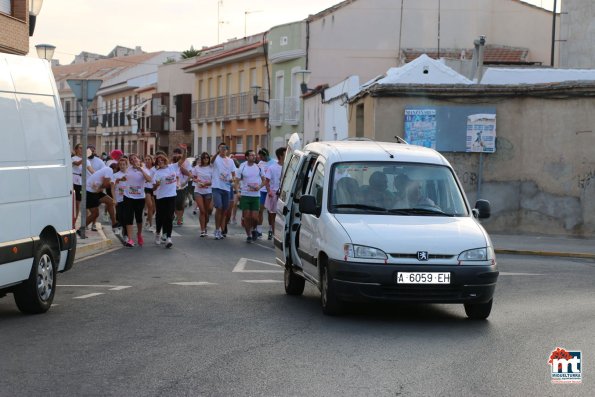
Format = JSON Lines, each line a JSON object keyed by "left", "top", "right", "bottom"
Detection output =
{"left": 343, "top": 137, "right": 394, "bottom": 158}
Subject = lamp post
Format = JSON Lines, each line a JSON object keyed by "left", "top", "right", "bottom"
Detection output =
{"left": 29, "top": 0, "right": 44, "bottom": 36}
{"left": 35, "top": 44, "right": 55, "bottom": 61}
{"left": 295, "top": 70, "right": 313, "bottom": 95}
{"left": 250, "top": 85, "right": 269, "bottom": 105}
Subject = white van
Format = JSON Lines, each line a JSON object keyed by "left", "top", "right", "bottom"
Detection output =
{"left": 274, "top": 135, "right": 498, "bottom": 319}
{"left": 0, "top": 54, "right": 76, "bottom": 313}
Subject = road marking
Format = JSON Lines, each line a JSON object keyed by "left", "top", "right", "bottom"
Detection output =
{"left": 252, "top": 241, "right": 275, "bottom": 251}
{"left": 169, "top": 282, "right": 218, "bottom": 286}
{"left": 59, "top": 284, "right": 132, "bottom": 290}
{"left": 499, "top": 272, "right": 544, "bottom": 276}
{"left": 75, "top": 246, "right": 122, "bottom": 263}
{"left": 233, "top": 258, "right": 283, "bottom": 273}
{"left": 73, "top": 293, "right": 105, "bottom": 299}
{"left": 241, "top": 280, "right": 282, "bottom": 283}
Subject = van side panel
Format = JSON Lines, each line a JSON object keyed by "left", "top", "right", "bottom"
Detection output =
{"left": 0, "top": 259, "right": 34, "bottom": 287}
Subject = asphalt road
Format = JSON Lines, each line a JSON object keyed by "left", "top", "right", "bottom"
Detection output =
{"left": 1, "top": 215, "right": 594, "bottom": 396}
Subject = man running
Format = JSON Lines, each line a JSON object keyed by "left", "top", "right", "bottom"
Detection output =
{"left": 210, "top": 143, "right": 237, "bottom": 240}
{"left": 264, "top": 147, "right": 286, "bottom": 240}
{"left": 238, "top": 150, "right": 265, "bottom": 243}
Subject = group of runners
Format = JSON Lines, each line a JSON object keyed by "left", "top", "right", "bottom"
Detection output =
{"left": 72, "top": 142, "right": 286, "bottom": 248}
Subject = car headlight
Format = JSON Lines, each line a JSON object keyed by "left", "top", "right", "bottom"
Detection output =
{"left": 458, "top": 247, "right": 495, "bottom": 263}
{"left": 344, "top": 244, "right": 388, "bottom": 260}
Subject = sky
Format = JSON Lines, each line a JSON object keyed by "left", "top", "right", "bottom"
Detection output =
{"left": 29, "top": 0, "right": 558, "bottom": 65}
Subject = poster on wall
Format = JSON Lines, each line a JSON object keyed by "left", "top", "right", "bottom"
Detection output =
{"left": 404, "top": 108, "right": 437, "bottom": 148}
{"left": 466, "top": 114, "right": 496, "bottom": 153}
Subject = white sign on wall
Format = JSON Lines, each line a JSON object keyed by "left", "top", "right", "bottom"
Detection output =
{"left": 466, "top": 113, "right": 496, "bottom": 153}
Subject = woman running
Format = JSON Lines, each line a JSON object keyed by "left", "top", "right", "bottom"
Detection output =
{"left": 191, "top": 152, "right": 213, "bottom": 237}
{"left": 153, "top": 151, "right": 190, "bottom": 248}
{"left": 122, "top": 153, "right": 152, "bottom": 247}
{"left": 112, "top": 156, "right": 129, "bottom": 243}
{"left": 143, "top": 155, "right": 156, "bottom": 231}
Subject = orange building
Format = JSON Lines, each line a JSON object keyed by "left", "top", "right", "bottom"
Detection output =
{"left": 0, "top": 0, "right": 41, "bottom": 55}
{"left": 184, "top": 34, "right": 270, "bottom": 155}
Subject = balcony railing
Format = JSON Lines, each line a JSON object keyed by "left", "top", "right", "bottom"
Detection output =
{"left": 269, "top": 99, "right": 283, "bottom": 126}
{"left": 192, "top": 89, "right": 269, "bottom": 123}
{"left": 284, "top": 96, "right": 300, "bottom": 125}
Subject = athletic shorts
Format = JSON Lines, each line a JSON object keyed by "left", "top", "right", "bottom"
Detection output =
{"left": 212, "top": 188, "right": 230, "bottom": 210}
{"left": 239, "top": 196, "right": 260, "bottom": 212}
{"left": 194, "top": 192, "right": 212, "bottom": 201}
{"left": 175, "top": 189, "right": 186, "bottom": 211}
{"left": 259, "top": 191, "right": 267, "bottom": 205}
{"left": 74, "top": 184, "right": 82, "bottom": 201}
{"left": 144, "top": 188, "right": 153, "bottom": 195}
{"left": 264, "top": 193, "right": 278, "bottom": 213}
{"left": 86, "top": 191, "right": 106, "bottom": 209}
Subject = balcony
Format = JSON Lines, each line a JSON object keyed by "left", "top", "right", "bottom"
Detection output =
{"left": 192, "top": 89, "right": 269, "bottom": 123}
{"left": 284, "top": 96, "right": 300, "bottom": 125}
{"left": 269, "top": 99, "right": 283, "bottom": 126}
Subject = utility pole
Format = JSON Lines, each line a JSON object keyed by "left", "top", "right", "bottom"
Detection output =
{"left": 551, "top": 0, "right": 558, "bottom": 67}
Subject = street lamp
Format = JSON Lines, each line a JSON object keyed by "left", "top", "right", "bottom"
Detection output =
{"left": 251, "top": 85, "right": 269, "bottom": 105}
{"left": 35, "top": 44, "right": 55, "bottom": 61}
{"left": 295, "top": 69, "right": 313, "bottom": 95}
{"left": 29, "top": 0, "right": 44, "bottom": 36}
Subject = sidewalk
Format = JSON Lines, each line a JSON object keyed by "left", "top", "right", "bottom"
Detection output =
{"left": 74, "top": 217, "right": 595, "bottom": 260}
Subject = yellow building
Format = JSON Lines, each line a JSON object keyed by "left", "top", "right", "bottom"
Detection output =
{"left": 184, "top": 34, "right": 270, "bottom": 155}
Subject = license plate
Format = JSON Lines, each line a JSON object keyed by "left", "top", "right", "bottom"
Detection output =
{"left": 396, "top": 272, "right": 451, "bottom": 284}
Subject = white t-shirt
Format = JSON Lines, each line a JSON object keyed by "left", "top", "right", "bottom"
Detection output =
{"left": 86, "top": 167, "right": 113, "bottom": 193}
{"left": 88, "top": 156, "right": 105, "bottom": 174}
{"left": 152, "top": 165, "right": 178, "bottom": 200}
{"left": 265, "top": 162, "right": 283, "bottom": 193}
{"left": 192, "top": 165, "right": 213, "bottom": 195}
{"left": 211, "top": 156, "right": 235, "bottom": 190}
{"left": 144, "top": 166, "right": 156, "bottom": 189}
{"left": 124, "top": 167, "right": 147, "bottom": 199}
{"left": 238, "top": 162, "right": 263, "bottom": 197}
{"left": 172, "top": 159, "right": 192, "bottom": 189}
{"left": 112, "top": 171, "right": 127, "bottom": 203}
{"left": 72, "top": 155, "right": 82, "bottom": 185}
{"left": 258, "top": 159, "right": 276, "bottom": 193}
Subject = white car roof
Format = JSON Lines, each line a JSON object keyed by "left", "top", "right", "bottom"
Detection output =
{"left": 303, "top": 140, "right": 449, "bottom": 166}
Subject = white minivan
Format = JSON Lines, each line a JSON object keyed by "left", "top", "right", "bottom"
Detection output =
{"left": 0, "top": 53, "right": 76, "bottom": 313}
{"left": 274, "top": 135, "right": 498, "bottom": 319}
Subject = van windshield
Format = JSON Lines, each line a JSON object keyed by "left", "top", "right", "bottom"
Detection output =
{"left": 329, "top": 162, "right": 468, "bottom": 216}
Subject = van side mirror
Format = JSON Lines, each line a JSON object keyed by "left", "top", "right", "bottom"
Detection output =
{"left": 299, "top": 195, "right": 318, "bottom": 215}
{"left": 474, "top": 199, "right": 491, "bottom": 219}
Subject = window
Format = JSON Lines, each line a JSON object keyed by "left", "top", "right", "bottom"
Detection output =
{"left": 76, "top": 102, "right": 82, "bottom": 124}
{"left": 0, "top": 0, "right": 11, "bottom": 14}
{"left": 308, "top": 163, "right": 325, "bottom": 210}
{"left": 356, "top": 104, "right": 364, "bottom": 137}
{"left": 238, "top": 70, "right": 245, "bottom": 93}
{"left": 64, "top": 101, "right": 71, "bottom": 124}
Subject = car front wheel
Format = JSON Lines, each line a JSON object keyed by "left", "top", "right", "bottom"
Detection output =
{"left": 464, "top": 299, "right": 492, "bottom": 320}
{"left": 320, "top": 265, "right": 343, "bottom": 316}
{"left": 14, "top": 243, "right": 56, "bottom": 314}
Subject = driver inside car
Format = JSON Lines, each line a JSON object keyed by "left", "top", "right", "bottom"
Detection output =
{"left": 406, "top": 180, "right": 436, "bottom": 207}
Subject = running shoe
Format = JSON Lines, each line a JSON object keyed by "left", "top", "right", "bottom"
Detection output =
{"left": 125, "top": 239, "right": 135, "bottom": 248}
{"left": 155, "top": 234, "right": 161, "bottom": 245}
{"left": 268, "top": 230, "right": 273, "bottom": 240}
{"left": 246, "top": 236, "right": 252, "bottom": 243}
{"left": 200, "top": 230, "right": 206, "bottom": 238}
{"left": 165, "top": 237, "right": 173, "bottom": 248}
{"left": 161, "top": 234, "right": 167, "bottom": 242}
{"left": 214, "top": 230, "right": 222, "bottom": 240}
{"left": 257, "top": 231, "right": 263, "bottom": 239}
{"left": 137, "top": 233, "right": 144, "bottom": 247}
{"left": 252, "top": 230, "right": 258, "bottom": 241}
{"left": 91, "top": 223, "right": 97, "bottom": 232}
{"left": 193, "top": 209, "right": 197, "bottom": 215}
{"left": 177, "top": 219, "right": 183, "bottom": 226}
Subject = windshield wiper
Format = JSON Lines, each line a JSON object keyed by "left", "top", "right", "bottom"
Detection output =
{"left": 333, "top": 204, "right": 387, "bottom": 212}
{"left": 388, "top": 207, "right": 454, "bottom": 216}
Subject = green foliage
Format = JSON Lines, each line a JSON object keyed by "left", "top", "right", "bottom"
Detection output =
{"left": 181, "top": 46, "right": 201, "bottom": 59}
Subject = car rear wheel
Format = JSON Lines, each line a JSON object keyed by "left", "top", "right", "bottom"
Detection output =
{"left": 321, "top": 265, "right": 343, "bottom": 316}
{"left": 284, "top": 265, "right": 305, "bottom": 295}
{"left": 13, "top": 243, "right": 56, "bottom": 314}
{"left": 464, "top": 299, "right": 492, "bottom": 320}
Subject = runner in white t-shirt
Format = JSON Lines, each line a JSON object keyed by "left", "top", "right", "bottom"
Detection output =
{"left": 71, "top": 143, "right": 94, "bottom": 226}
{"left": 152, "top": 152, "right": 191, "bottom": 248}
{"left": 211, "top": 142, "right": 237, "bottom": 240}
{"left": 256, "top": 148, "right": 276, "bottom": 238}
{"left": 264, "top": 147, "right": 286, "bottom": 240}
{"left": 238, "top": 150, "right": 265, "bottom": 243}
{"left": 143, "top": 155, "right": 156, "bottom": 231}
{"left": 121, "top": 153, "right": 152, "bottom": 247}
{"left": 111, "top": 157, "right": 129, "bottom": 242}
{"left": 191, "top": 152, "right": 214, "bottom": 237}
{"left": 80, "top": 166, "right": 118, "bottom": 237}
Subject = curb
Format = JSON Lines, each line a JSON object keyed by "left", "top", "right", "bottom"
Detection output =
{"left": 74, "top": 226, "right": 113, "bottom": 259}
{"left": 495, "top": 248, "right": 595, "bottom": 259}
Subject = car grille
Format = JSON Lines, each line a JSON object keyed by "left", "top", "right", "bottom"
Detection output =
{"left": 381, "top": 285, "right": 463, "bottom": 300}
{"left": 389, "top": 253, "right": 455, "bottom": 260}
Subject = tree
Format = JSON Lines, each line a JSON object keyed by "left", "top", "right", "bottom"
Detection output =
{"left": 181, "top": 46, "right": 201, "bottom": 59}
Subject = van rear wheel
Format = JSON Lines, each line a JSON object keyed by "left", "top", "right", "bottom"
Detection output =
{"left": 13, "top": 243, "right": 56, "bottom": 314}
{"left": 284, "top": 265, "right": 305, "bottom": 295}
{"left": 464, "top": 299, "right": 492, "bottom": 320}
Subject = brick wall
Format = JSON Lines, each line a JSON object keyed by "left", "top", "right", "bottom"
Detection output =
{"left": 0, "top": 0, "right": 29, "bottom": 55}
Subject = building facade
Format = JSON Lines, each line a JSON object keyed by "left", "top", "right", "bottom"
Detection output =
{"left": 0, "top": 0, "right": 31, "bottom": 55}
{"left": 184, "top": 35, "right": 269, "bottom": 155}
{"left": 560, "top": 0, "right": 595, "bottom": 68}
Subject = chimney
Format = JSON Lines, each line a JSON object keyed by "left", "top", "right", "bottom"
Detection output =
{"left": 470, "top": 35, "right": 486, "bottom": 83}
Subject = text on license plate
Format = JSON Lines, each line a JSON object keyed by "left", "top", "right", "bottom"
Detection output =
{"left": 396, "top": 272, "right": 451, "bottom": 284}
